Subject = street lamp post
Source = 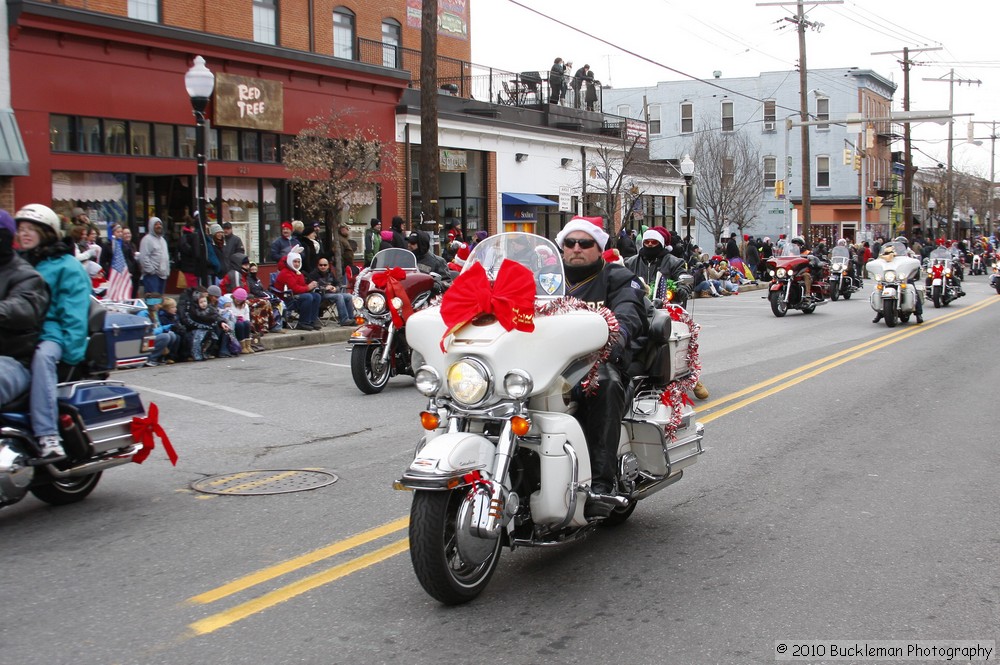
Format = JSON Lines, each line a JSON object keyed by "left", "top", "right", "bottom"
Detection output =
{"left": 185, "top": 55, "right": 216, "bottom": 288}
{"left": 680, "top": 154, "right": 695, "bottom": 244}
{"left": 926, "top": 197, "right": 936, "bottom": 240}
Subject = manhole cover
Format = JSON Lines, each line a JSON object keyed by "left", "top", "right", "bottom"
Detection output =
{"left": 191, "top": 469, "right": 338, "bottom": 496}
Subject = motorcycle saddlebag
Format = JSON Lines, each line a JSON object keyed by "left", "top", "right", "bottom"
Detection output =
{"left": 102, "top": 311, "right": 154, "bottom": 370}
{"left": 57, "top": 381, "right": 145, "bottom": 455}
{"left": 632, "top": 309, "right": 692, "bottom": 385}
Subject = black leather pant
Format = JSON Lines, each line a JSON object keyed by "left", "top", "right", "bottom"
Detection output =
{"left": 572, "top": 362, "right": 626, "bottom": 488}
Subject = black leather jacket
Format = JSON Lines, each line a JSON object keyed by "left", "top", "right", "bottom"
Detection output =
{"left": 0, "top": 253, "right": 49, "bottom": 367}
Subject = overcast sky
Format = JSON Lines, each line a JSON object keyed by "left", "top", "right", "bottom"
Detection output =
{"left": 470, "top": 0, "right": 998, "bottom": 180}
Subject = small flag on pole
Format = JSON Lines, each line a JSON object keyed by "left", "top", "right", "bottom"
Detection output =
{"left": 106, "top": 239, "right": 132, "bottom": 300}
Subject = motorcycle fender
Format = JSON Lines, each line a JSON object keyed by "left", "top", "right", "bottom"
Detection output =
{"left": 769, "top": 282, "right": 784, "bottom": 292}
{"left": 348, "top": 323, "right": 386, "bottom": 345}
{"left": 931, "top": 278, "right": 943, "bottom": 287}
{"left": 882, "top": 287, "right": 897, "bottom": 298}
{"left": 400, "top": 433, "right": 496, "bottom": 490}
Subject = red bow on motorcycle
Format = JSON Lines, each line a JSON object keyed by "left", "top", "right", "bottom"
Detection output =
{"left": 372, "top": 266, "right": 414, "bottom": 328}
{"left": 130, "top": 402, "right": 178, "bottom": 466}
{"left": 439, "top": 260, "right": 535, "bottom": 351}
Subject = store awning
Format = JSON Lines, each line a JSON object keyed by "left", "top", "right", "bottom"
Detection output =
{"left": 52, "top": 172, "right": 124, "bottom": 202}
{"left": 221, "top": 177, "right": 277, "bottom": 203}
{"left": 502, "top": 193, "right": 557, "bottom": 207}
{"left": 0, "top": 110, "right": 29, "bottom": 176}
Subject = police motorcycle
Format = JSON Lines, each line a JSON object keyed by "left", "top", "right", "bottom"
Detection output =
{"left": 395, "top": 233, "right": 705, "bottom": 604}
{"left": 1, "top": 298, "right": 173, "bottom": 509}
{"left": 827, "top": 245, "right": 862, "bottom": 301}
{"left": 349, "top": 248, "right": 446, "bottom": 394}
{"left": 925, "top": 246, "right": 964, "bottom": 308}
{"left": 866, "top": 241, "right": 923, "bottom": 328}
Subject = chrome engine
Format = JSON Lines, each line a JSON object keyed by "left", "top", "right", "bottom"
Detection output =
{"left": 0, "top": 433, "right": 36, "bottom": 506}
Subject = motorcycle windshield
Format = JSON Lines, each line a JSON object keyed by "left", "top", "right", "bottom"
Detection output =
{"left": 929, "top": 247, "right": 951, "bottom": 262}
{"left": 831, "top": 247, "right": 850, "bottom": 260}
{"left": 370, "top": 248, "right": 418, "bottom": 270}
{"left": 465, "top": 233, "right": 566, "bottom": 298}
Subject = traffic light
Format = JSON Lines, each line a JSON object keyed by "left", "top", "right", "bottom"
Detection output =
{"left": 854, "top": 152, "right": 862, "bottom": 171}
{"left": 774, "top": 179, "right": 785, "bottom": 198}
{"left": 866, "top": 196, "right": 875, "bottom": 209}
{"left": 843, "top": 148, "right": 852, "bottom": 166}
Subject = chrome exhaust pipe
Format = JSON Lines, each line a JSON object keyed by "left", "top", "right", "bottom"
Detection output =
{"left": 45, "top": 443, "right": 145, "bottom": 478}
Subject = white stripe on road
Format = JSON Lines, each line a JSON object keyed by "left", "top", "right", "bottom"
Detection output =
{"left": 276, "top": 356, "right": 351, "bottom": 368}
{"left": 129, "top": 385, "right": 264, "bottom": 418}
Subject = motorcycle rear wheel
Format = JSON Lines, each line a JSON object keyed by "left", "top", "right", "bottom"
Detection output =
{"left": 883, "top": 300, "right": 898, "bottom": 328}
{"left": 30, "top": 471, "right": 102, "bottom": 505}
{"left": 409, "top": 489, "right": 502, "bottom": 605}
{"left": 769, "top": 292, "right": 788, "bottom": 317}
{"left": 351, "top": 344, "right": 392, "bottom": 394}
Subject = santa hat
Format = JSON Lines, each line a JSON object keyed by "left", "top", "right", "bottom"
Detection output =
{"left": 641, "top": 229, "right": 664, "bottom": 246}
{"left": 650, "top": 226, "right": 672, "bottom": 247}
{"left": 452, "top": 243, "right": 471, "bottom": 267}
{"left": 602, "top": 248, "right": 623, "bottom": 265}
{"left": 554, "top": 216, "right": 610, "bottom": 250}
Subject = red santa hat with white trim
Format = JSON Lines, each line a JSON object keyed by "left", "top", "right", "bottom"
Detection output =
{"left": 554, "top": 216, "right": 610, "bottom": 250}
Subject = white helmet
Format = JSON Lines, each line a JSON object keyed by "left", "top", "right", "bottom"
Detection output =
{"left": 14, "top": 203, "right": 61, "bottom": 236}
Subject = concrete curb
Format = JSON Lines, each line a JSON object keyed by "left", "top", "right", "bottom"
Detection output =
{"left": 258, "top": 326, "right": 355, "bottom": 351}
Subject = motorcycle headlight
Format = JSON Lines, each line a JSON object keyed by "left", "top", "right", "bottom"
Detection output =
{"left": 447, "top": 357, "right": 492, "bottom": 406}
{"left": 883, "top": 270, "right": 897, "bottom": 283}
{"left": 768, "top": 269, "right": 775, "bottom": 277}
{"left": 832, "top": 262, "right": 844, "bottom": 271}
{"left": 391, "top": 296, "right": 403, "bottom": 311}
{"left": 414, "top": 366, "right": 441, "bottom": 397}
{"left": 776, "top": 268, "right": 787, "bottom": 278}
{"left": 365, "top": 292, "right": 387, "bottom": 315}
{"left": 503, "top": 370, "right": 533, "bottom": 399}
{"left": 352, "top": 296, "right": 364, "bottom": 310}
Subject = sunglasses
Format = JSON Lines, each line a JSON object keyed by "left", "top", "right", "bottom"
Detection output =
{"left": 318, "top": 263, "right": 329, "bottom": 266}
{"left": 563, "top": 237, "right": 597, "bottom": 249}
{"left": 642, "top": 240, "right": 661, "bottom": 247}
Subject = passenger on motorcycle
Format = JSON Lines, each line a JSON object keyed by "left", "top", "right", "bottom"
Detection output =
{"left": 623, "top": 229, "right": 692, "bottom": 305}
{"left": 556, "top": 217, "right": 648, "bottom": 517}
{"left": 407, "top": 230, "right": 452, "bottom": 283}
{"left": 0, "top": 209, "right": 49, "bottom": 411}
{"left": 15, "top": 204, "right": 92, "bottom": 461}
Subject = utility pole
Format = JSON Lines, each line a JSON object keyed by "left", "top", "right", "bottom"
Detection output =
{"left": 872, "top": 46, "right": 941, "bottom": 239}
{"left": 923, "top": 69, "right": 981, "bottom": 238}
{"left": 969, "top": 120, "right": 998, "bottom": 237}
{"left": 758, "top": 0, "right": 841, "bottom": 242}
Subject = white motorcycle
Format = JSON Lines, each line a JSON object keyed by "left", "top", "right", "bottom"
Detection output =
{"left": 866, "top": 241, "right": 923, "bottom": 327}
{"left": 395, "top": 233, "right": 705, "bottom": 604}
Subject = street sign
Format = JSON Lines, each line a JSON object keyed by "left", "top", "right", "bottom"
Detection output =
{"left": 558, "top": 186, "right": 572, "bottom": 212}
{"left": 845, "top": 113, "right": 863, "bottom": 134}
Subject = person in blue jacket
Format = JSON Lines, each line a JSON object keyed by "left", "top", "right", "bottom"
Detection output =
{"left": 15, "top": 204, "right": 91, "bottom": 461}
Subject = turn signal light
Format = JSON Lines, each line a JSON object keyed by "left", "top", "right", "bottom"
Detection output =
{"left": 511, "top": 416, "right": 531, "bottom": 437}
{"left": 420, "top": 411, "right": 440, "bottom": 430}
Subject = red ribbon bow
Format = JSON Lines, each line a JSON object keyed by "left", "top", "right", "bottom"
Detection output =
{"left": 371, "top": 267, "right": 414, "bottom": 328}
{"left": 439, "top": 260, "right": 536, "bottom": 351}
{"left": 131, "top": 403, "right": 178, "bottom": 466}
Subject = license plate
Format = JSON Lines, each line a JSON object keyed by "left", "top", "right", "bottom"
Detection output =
{"left": 882, "top": 287, "right": 897, "bottom": 297}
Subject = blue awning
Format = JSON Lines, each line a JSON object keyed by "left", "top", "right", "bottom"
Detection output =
{"left": 502, "top": 192, "right": 557, "bottom": 207}
{"left": 0, "top": 110, "right": 29, "bottom": 177}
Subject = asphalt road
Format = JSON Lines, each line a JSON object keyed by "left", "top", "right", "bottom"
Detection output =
{"left": 3, "top": 275, "right": 998, "bottom": 665}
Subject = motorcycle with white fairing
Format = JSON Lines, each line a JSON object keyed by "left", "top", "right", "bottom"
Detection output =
{"left": 396, "top": 233, "right": 705, "bottom": 604}
{"left": 866, "top": 241, "right": 923, "bottom": 327}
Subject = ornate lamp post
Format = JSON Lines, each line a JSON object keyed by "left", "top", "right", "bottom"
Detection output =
{"left": 184, "top": 55, "right": 215, "bottom": 287}
{"left": 680, "top": 153, "right": 695, "bottom": 242}
{"left": 926, "top": 197, "right": 936, "bottom": 240}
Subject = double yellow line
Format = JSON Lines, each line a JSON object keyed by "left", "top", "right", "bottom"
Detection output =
{"left": 697, "top": 297, "right": 996, "bottom": 424}
{"left": 185, "top": 297, "right": 995, "bottom": 635}
{"left": 186, "top": 517, "right": 409, "bottom": 635}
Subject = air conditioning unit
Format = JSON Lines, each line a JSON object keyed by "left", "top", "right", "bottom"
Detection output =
{"left": 872, "top": 180, "right": 880, "bottom": 189}
{"left": 763, "top": 121, "right": 775, "bottom": 131}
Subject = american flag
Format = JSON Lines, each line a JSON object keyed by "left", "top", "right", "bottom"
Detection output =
{"left": 106, "top": 238, "right": 133, "bottom": 300}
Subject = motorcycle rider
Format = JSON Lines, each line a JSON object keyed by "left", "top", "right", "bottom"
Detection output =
{"left": 407, "top": 230, "right": 452, "bottom": 283}
{"left": 623, "top": 229, "right": 692, "bottom": 307}
{"left": 0, "top": 210, "right": 49, "bottom": 410}
{"left": 15, "top": 204, "right": 91, "bottom": 461}
{"left": 557, "top": 217, "right": 648, "bottom": 518}
{"left": 872, "top": 239, "right": 923, "bottom": 325}
{"left": 789, "top": 236, "right": 825, "bottom": 300}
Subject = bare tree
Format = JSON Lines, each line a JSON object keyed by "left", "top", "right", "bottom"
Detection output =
{"left": 584, "top": 134, "right": 645, "bottom": 238}
{"left": 283, "top": 107, "right": 397, "bottom": 250}
{"left": 688, "top": 122, "right": 764, "bottom": 243}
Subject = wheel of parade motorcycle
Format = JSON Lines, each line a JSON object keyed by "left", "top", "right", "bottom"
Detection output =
{"left": 830, "top": 282, "right": 840, "bottom": 301}
{"left": 769, "top": 292, "right": 787, "bottom": 317}
{"left": 600, "top": 497, "right": 638, "bottom": 526}
{"left": 351, "top": 344, "right": 392, "bottom": 394}
{"left": 801, "top": 301, "right": 817, "bottom": 314}
{"left": 995, "top": 281, "right": 1000, "bottom": 295}
{"left": 409, "top": 489, "right": 502, "bottom": 605}
{"left": 842, "top": 288, "right": 852, "bottom": 300}
{"left": 932, "top": 286, "right": 942, "bottom": 308}
{"left": 882, "top": 300, "right": 898, "bottom": 328}
{"left": 29, "top": 471, "right": 102, "bottom": 505}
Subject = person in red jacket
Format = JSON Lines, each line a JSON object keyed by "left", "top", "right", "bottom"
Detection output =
{"left": 273, "top": 251, "right": 322, "bottom": 330}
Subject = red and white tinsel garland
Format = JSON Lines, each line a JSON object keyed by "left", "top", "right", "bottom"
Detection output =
{"left": 657, "top": 303, "right": 702, "bottom": 441}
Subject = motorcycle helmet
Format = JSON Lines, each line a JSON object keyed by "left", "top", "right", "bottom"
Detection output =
{"left": 14, "top": 203, "right": 61, "bottom": 237}
{"left": 790, "top": 236, "right": 805, "bottom": 246}
{"left": 892, "top": 235, "right": 909, "bottom": 247}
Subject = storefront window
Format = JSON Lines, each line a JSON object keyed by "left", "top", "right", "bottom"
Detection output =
{"left": 179, "top": 126, "right": 196, "bottom": 159}
{"left": 79, "top": 117, "right": 101, "bottom": 153}
{"left": 261, "top": 133, "right": 278, "bottom": 162}
{"left": 208, "top": 128, "right": 219, "bottom": 160}
{"left": 50, "top": 115, "right": 72, "bottom": 152}
{"left": 242, "top": 132, "right": 260, "bottom": 162}
{"left": 154, "top": 124, "right": 176, "bottom": 157}
{"left": 130, "top": 121, "right": 152, "bottom": 156}
{"left": 105, "top": 120, "right": 127, "bottom": 155}
{"left": 220, "top": 130, "right": 239, "bottom": 161}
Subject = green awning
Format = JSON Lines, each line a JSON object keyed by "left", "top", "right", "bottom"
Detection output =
{"left": 0, "top": 110, "right": 29, "bottom": 176}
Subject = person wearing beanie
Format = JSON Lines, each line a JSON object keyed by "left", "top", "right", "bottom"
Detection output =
{"left": 0, "top": 209, "right": 49, "bottom": 415}
{"left": 406, "top": 229, "right": 452, "bottom": 281}
{"left": 389, "top": 216, "right": 408, "bottom": 249}
{"left": 268, "top": 221, "right": 301, "bottom": 262}
{"left": 364, "top": 218, "right": 382, "bottom": 267}
{"left": 224, "top": 287, "right": 253, "bottom": 353}
{"left": 624, "top": 229, "right": 692, "bottom": 307}
{"left": 15, "top": 204, "right": 91, "bottom": 460}
{"left": 557, "top": 216, "right": 647, "bottom": 518}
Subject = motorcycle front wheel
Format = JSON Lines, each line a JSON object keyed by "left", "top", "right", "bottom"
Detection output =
{"left": 883, "top": 300, "right": 898, "bottom": 328}
{"left": 351, "top": 344, "right": 392, "bottom": 394}
{"left": 409, "top": 489, "right": 502, "bottom": 605}
{"left": 769, "top": 292, "right": 788, "bottom": 317}
{"left": 932, "top": 286, "right": 942, "bottom": 308}
{"left": 30, "top": 471, "right": 102, "bottom": 505}
{"left": 830, "top": 281, "right": 840, "bottom": 301}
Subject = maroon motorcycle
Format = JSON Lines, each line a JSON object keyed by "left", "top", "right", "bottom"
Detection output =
{"left": 349, "top": 248, "right": 444, "bottom": 394}
{"left": 765, "top": 252, "right": 830, "bottom": 317}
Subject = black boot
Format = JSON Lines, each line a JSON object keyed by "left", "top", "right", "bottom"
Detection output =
{"left": 915, "top": 314, "right": 924, "bottom": 324}
{"left": 872, "top": 312, "right": 883, "bottom": 323}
